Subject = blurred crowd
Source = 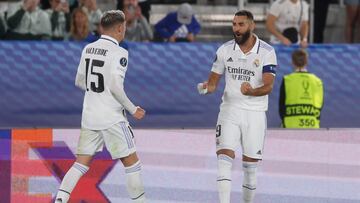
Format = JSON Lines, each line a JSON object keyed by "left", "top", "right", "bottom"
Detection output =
{"left": 0, "top": 0, "right": 358, "bottom": 44}
{"left": 0, "top": 0, "right": 201, "bottom": 43}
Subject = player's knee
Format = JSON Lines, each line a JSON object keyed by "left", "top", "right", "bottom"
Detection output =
{"left": 216, "top": 149, "right": 235, "bottom": 159}
{"left": 242, "top": 155, "right": 259, "bottom": 162}
{"left": 121, "top": 152, "right": 139, "bottom": 167}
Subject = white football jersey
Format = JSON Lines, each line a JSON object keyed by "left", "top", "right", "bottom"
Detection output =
{"left": 76, "top": 35, "right": 130, "bottom": 130}
{"left": 268, "top": 0, "right": 309, "bottom": 44}
{"left": 211, "top": 36, "right": 277, "bottom": 111}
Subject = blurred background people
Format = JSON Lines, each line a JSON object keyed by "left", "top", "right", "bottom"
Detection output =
{"left": 117, "top": 0, "right": 151, "bottom": 22}
{"left": 46, "top": 0, "right": 71, "bottom": 40}
{"left": 123, "top": 0, "right": 153, "bottom": 41}
{"left": 313, "top": 0, "right": 330, "bottom": 43}
{"left": 0, "top": 13, "right": 6, "bottom": 38}
{"left": 154, "top": 3, "right": 201, "bottom": 42}
{"left": 69, "top": 8, "right": 96, "bottom": 42}
{"left": 345, "top": 0, "right": 360, "bottom": 43}
{"left": 279, "top": 49, "right": 324, "bottom": 128}
{"left": 79, "top": 0, "right": 102, "bottom": 33}
{"left": 6, "top": 0, "right": 51, "bottom": 40}
{"left": 266, "top": 0, "right": 309, "bottom": 48}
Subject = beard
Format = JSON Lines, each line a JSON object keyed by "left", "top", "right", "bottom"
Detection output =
{"left": 233, "top": 29, "right": 251, "bottom": 45}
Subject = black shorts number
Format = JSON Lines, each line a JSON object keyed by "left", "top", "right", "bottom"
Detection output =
{"left": 216, "top": 125, "right": 221, "bottom": 137}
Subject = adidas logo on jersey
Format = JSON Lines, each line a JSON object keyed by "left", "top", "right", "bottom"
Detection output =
{"left": 257, "top": 150, "right": 262, "bottom": 155}
{"left": 227, "top": 57, "right": 233, "bottom": 62}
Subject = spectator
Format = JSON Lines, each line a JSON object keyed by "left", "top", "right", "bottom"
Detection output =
{"left": 6, "top": 0, "right": 51, "bottom": 40}
{"left": 79, "top": 0, "right": 102, "bottom": 33}
{"left": 117, "top": 0, "right": 151, "bottom": 22}
{"left": 313, "top": 0, "right": 330, "bottom": 43}
{"left": 46, "top": 0, "right": 71, "bottom": 40}
{"left": 154, "top": 3, "right": 201, "bottom": 42}
{"left": 279, "top": 49, "right": 324, "bottom": 128}
{"left": 123, "top": 1, "right": 153, "bottom": 41}
{"left": 69, "top": 8, "right": 97, "bottom": 42}
{"left": 266, "top": 0, "right": 309, "bottom": 48}
{"left": 345, "top": 0, "right": 360, "bottom": 43}
{"left": 138, "top": 0, "right": 151, "bottom": 22}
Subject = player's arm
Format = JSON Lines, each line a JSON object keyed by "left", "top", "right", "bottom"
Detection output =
{"left": 197, "top": 47, "right": 225, "bottom": 95}
{"left": 109, "top": 75, "right": 136, "bottom": 113}
{"left": 242, "top": 50, "right": 277, "bottom": 96}
{"left": 241, "top": 73, "right": 275, "bottom": 96}
{"left": 206, "top": 71, "right": 222, "bottom": 93}
{"left": 75, "top": 51, "right": 86, "bottom": 91}
{"left": 75, "top": 72, "right": 86, "bottom": 91}
{"left": 110, "top": 53, "right": 145, "bottom": 119}
{"left": 198, "top": 71, "right": 222, "bottom": 95}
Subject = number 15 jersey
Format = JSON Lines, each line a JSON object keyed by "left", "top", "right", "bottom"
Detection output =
{"left": 75, "top": 35, "right": 131, "bottom": 130}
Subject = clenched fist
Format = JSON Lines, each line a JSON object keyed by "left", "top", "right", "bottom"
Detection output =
{"left": 241, "top": 82, "right": 253, "bottom": 95}
{"left": 132, "top": 106, "right": 145, "bottom": 120}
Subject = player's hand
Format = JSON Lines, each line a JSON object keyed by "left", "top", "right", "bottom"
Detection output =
{"left": 132, "top": 106, "right": 145, "bottom": 120}
{"left": 241, "top": 82, "right": 253, "bottom": 95}
{"left": 197, "top": 82, "right": 208, "bottom": 95}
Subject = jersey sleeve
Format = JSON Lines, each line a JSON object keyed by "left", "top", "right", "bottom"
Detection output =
{"left": 75, "top": 49, "right": 87, "bottom": 90}
{"left": 262, "top": 49, "right": 277, "bottom": 75}
{"left": 268, "top": 1, "right": 281, "bottom": 17}
{"left": 112, "top": 50, "right": 128, "bottom": 78}
{"left": 211, "top": 46, "right": 226, "bottom": 74}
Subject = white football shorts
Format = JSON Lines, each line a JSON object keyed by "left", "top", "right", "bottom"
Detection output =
{"left": 77, "top": 121, "right": 136, "bottom": 159}
{"left": 215, "top": 106, "right": 267, "bottom": 159}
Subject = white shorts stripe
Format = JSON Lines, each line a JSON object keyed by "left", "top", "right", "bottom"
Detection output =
{"left": 120, "top": 122, "right": 133, "bottom": 148}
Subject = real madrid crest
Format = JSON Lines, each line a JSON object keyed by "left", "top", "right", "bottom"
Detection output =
{"left": 253, "top": 59, "right": 260, "bottom": 68}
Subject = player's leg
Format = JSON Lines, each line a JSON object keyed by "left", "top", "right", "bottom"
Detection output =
{"left": 215, "top": 120, "right": 240, "bottom": 203}
{"left": 240, "top": 111, "right": 266, "bottom": 203}
{"left": 103, "top": 122, "right": 145, "bottom": 203}
{"left": 55, "top": 129, "right": 103, "bottom": 203}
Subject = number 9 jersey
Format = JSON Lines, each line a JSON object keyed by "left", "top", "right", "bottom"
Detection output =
{"left": 75, "top": 35, "right": 135, "bottom": 130}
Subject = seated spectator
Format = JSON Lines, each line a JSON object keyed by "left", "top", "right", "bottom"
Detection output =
{"left": 154, "top": 3, "right": 201, "bottom": 42}
{"left": 266, "top": 0, "right": 309, "bottom": 48}
{"left": 279, "top": 49, "right": 324, "bottom": 128}
{"left": 46, "top": 0, "right": 71, "bottom": 40}
{"left": 123, "top": 1, "right": 153, "bottom": 41}
{"left": 6, "top": 0, "right": 51, "bottom": 40}
{"left": 79, "top": 0, "right": 102, "bottom": 33}
{"left": 69, "top": 8, "right": 97, "bottom": 42}
{"left": 345, "top": 0, "right": 360, "bottom": 43}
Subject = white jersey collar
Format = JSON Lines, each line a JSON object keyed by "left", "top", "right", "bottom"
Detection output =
{"left": 100, "top": 35, "right": 119, "bottom": 46}
{"left": 233, "top": 34, "right": 260, "bottom": 54}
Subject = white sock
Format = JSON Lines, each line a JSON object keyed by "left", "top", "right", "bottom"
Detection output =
{"left": 217, "top": 154, "right": 233, "bottom": 203}
{"left": 242, "top": 161, "right": 257, "bottom": 203}
{"left": 125, "top": 161, "right": 146, "bottom": 203}
{"left": 54, "top": 162, "right": 89, "bottom": 203}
